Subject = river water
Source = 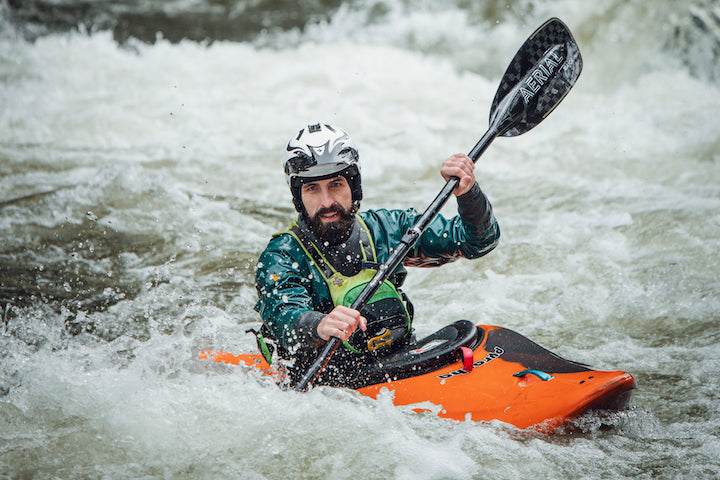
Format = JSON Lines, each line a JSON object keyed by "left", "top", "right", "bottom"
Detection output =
{"left": 1, "top": 0, "right": 719, "bottom": 478}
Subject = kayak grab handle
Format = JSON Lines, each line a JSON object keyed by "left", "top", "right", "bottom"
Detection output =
{"left": 456, "top": 347, "right": 475, "bottom": 371}
{"left": 513, "top": 369, "right": 554, "bottom": 381}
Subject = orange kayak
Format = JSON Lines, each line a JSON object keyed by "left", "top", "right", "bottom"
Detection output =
{"left": 199, "top": 321, "right": 635, "bottom": 432}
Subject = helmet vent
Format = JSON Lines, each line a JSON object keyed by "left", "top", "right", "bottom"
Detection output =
{"left": 308, "top": 123, "right": 321, "bottom": 133}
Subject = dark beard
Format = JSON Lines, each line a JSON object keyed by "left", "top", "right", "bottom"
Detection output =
{"left": 305, "top": 203, "right": 357, "bottom": 245}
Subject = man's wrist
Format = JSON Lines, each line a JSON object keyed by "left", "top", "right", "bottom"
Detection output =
{"left": 296, "top": 311, "right": 326, "bottom": 346}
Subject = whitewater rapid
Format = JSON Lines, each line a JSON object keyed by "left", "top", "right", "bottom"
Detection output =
{"left": 2, "top": 1, "right": 720, "bottom": 478}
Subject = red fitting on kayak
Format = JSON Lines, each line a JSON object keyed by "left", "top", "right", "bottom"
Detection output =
{"left": 459, "top": 347, "right": 474, "bottom": 371}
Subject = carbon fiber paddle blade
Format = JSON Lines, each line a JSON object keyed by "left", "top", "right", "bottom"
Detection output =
{"left": 490, "top": 18, "right": 583, "bottom": 137}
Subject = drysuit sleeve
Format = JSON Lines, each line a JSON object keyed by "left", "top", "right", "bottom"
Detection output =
{"left": 254, "top": 234, "right": 329, "bottom": 350}
{"left": 411, "top": 181, "right": 499, "bottom": 266}
{"left": 363, "top": 182, "right": 500, "bottom": 267}
{"left": 455, "top": 181, "right": 499, "bottom": 250}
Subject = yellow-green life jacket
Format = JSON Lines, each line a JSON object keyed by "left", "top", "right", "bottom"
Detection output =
{"left": 286, "top": 216, "right": 412, "bottom": 354}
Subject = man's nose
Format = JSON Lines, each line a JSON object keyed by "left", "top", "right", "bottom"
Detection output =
{"left": 319, "top": 186, "right": 334, "bottom": 207}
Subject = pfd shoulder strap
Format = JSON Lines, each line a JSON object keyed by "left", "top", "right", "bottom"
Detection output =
{"left": 289, "top": 223, "right": 334, "bottom": 279}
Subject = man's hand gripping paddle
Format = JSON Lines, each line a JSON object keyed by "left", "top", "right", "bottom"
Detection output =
{"left": 294, "top": 18, "right": 583, "bottom": 391}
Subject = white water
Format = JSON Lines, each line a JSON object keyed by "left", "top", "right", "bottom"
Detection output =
{"left": 2, "top": 1, "right": 720, "bottom": 478}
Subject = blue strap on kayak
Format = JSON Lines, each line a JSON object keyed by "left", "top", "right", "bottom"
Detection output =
{"left": 513, "top": 369, "right": 554, "bottom": 381}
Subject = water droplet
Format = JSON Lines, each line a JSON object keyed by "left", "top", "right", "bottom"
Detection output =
{"left": 63, "top": 282, "right": 72, "bottom": 292}
{"left": 292, "top": 262, "right": 299, "bottom": 269}
{"left": 86, "top": 211, "right": 98, "bottom": 221}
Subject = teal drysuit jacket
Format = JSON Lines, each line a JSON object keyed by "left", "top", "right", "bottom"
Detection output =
{"left": 254, "top": 182, "right": 500, "bottom": 354}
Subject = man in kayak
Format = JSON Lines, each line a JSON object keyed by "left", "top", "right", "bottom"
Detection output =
{"left": 253, "top": 123, "right": 500, "bottom": 385}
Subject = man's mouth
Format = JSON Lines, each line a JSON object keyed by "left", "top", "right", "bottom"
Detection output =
{"left": 316, "top": 206, "right": 342, "bottom": 223}
{"left": 319, "top": 211, "right": 340, "bottom": 222}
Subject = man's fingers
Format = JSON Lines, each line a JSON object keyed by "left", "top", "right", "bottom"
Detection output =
{"left": 318, "top": 306, "right": 367, "bottom": 340}
{"left": 440, "top": 154, "right": 475, "bottom": 196}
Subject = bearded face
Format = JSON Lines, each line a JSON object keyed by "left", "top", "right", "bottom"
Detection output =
{"left": 299, "top": 175, "right": 358, "bottom": 245}
{"left": 304, "top": 202, "right": 357, "bottom": 245}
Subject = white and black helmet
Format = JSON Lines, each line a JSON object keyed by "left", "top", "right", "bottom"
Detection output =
{"left": 284, "top": 123, "right": 362, "bottom": 212}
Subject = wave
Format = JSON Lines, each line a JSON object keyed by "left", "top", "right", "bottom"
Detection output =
{"left": 2, "top": 0, "right": 720, "bottom": 81}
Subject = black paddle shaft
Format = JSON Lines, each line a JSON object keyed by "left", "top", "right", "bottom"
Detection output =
{"left": 293, "top": 18, "right": 582, "bottom": 391}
